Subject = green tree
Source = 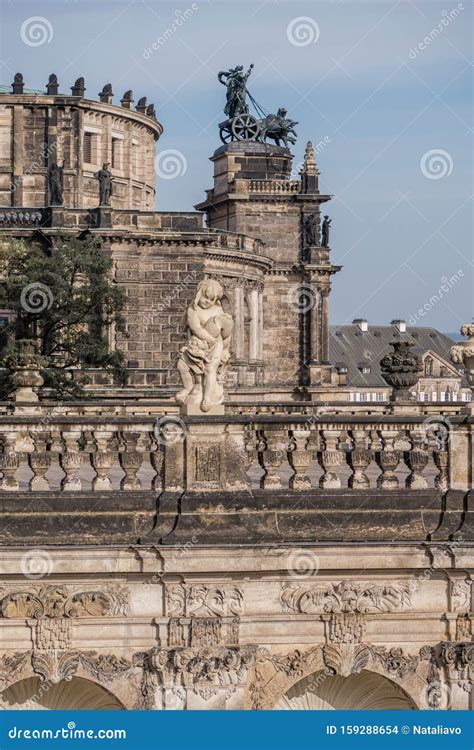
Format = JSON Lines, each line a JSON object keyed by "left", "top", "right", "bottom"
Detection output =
{"left": 0, "top": 236, "right": 128, "bottom": 398}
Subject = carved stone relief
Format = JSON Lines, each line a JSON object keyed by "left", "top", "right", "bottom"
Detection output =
{"left": 281, "top": 580, "right": 411, "bottom": 614}
{"left": 166, "top": 584, "right": 244, "bottom": 618}
{"left": 0, "top": 584, "right": 129, "bottom": 619}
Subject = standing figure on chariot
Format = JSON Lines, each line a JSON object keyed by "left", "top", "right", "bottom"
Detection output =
{"left": 218, "top": 64, "right": 254, "bottom": 118}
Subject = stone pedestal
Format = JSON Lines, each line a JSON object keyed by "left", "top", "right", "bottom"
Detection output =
{"left": 46, "top": 205, "right": 65, "bottom": 227}
{"left": 96, "top": 206, "right": 113, "bottom": 228}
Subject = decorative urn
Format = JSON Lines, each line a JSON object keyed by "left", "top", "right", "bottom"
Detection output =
{"left": 380, "top": 337, "right": 422, "bottom": 400}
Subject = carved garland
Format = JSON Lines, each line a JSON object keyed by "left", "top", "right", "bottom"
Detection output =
{"left": 0, "top": 585, "right": 129, "bottom": 619}
{"left": 281, "top": 580, "right": 412, "bottom": 614}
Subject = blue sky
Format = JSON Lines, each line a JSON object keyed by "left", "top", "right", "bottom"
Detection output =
{"left": 1, "top": 0, "right": 472, "bottom": 331}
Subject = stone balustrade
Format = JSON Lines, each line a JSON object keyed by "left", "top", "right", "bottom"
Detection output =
{"left": 0, "top": 413, "right": 469, "bottom": 495}
{"left": 249, "top": 179, "right": 301, "bottom": 194}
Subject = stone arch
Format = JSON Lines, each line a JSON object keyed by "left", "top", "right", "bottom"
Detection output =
{"left": 274, "top": 669, "right": 417, "bottom": 710}
{"left": 246, "top": 646, "right": 428, "bottom": 710}
{"left": 0, "top": 676, "right": 125, "bottom": 710}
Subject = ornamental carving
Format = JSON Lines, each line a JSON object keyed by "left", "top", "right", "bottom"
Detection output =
{"left": 166, "top": 584, "right": 244, "bottom": 618}
{"left": 0, "top": 585, "right": 129, "bottom": 619}
{"left": 150, "top": 646, "right": 255, "bottom": 694}
{"left": 281, "top": 580, "right": 411, "bottom": 614}
{"left": 451, "top": 578, "right": 472, "bottom": 612}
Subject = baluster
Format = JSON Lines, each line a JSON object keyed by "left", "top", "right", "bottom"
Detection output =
{"left": 434, "top": 448, "right": 449, "bottom": 492}
{"left": 404, "top": 428, "right": 429, "bottom": 489}
{"left": 259, "top": 427, "right": 287, "bottom": 489}
{"left": 289, "top": 428, "right": 312, "bottom": 490}
{"left": 318, "top": 429, "right": 343, "bottom": 489}
{"left": 119, "top": 431, "right": 144, "bottom": 490}
{"left": 150, "top": 433, "right": 164, "bottom": 492}
{"left": 0, "top": 433, "right": 20, "bottom": 491}
{"left": 59, "top": 430, "right": 83, "bottom": 491}
{"left": 375, "top": 429, "right": 400, "bottom": 490}
{"left": 347, "top": 428, "right": 371, "bottom": 489}
{"left": 91, "top": 430, "right": 116, "bottom": 491}
{"left": 29, "top": 432, "right": 51, "bottom": 491}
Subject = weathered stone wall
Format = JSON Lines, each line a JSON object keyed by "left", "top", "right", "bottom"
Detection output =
{"left": 0, "top": 95, "right": 161, "bottom": 210}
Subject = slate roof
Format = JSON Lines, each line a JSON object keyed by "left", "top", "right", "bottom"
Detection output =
{"left": 329, "top": 324, "right": 459, "bottom": 388}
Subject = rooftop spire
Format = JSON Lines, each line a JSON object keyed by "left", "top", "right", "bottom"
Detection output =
{"left": 301, "top": 141, "right": 319, "bottom": 176}
{"left": 300, "top": 141, "right": 320, "bottom": 193}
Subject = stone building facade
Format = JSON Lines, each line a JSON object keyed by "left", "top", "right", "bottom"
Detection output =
{"left": 0, "top": 76, "right": 472, "bottom": 712}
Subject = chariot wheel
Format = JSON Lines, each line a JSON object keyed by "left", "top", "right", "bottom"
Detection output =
{"left": 231, "top": 113, "right": 260, "bottom": 141}
{"left": 219, "top": 122, "right": 234, "bottom": 144}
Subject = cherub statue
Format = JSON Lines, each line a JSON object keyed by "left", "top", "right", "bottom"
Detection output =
{"left": 176, "top": 279, "right": 233, "bottom": 412}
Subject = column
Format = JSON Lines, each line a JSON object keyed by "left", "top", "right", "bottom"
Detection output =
{"left": 233, "top": 285, "right": 245, "bottom": 361}
{"left": 12, "top": 106, "right": 24, "bottom": 206}
{"left": 258, "top": 289, "right": 264, "bottom": 360}
{"left": 248, "top": 287, "right": 259, "bottom": 361}
{"left": 321, "top": 287, "right": 330, "bottom": 363}
{"left": 310, "top": 286, "right": 321, "bottom": 363}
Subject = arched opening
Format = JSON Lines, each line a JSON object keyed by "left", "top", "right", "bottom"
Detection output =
{"left": 274, "top": 670, "right": 417, "bottom": 710}
{"left": 0, "top": 676, "right": 125, "bottom": 710}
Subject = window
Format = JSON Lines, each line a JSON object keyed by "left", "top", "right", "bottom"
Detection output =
{"left": 112, "top": 137, "right": 122, "bottom": 169}
{"left": 419, "top": 392, "right": 426, "bottom": 401}
{"left": 83, "top": 132, "right": 93, "bottom": 163}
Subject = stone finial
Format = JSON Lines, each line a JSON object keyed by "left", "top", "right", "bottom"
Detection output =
{"left": 300, "top": 141, "right": 320, "bottom": 194}
{"left": 121, "top": 90, "right": 134, "bottom": 109}
{"left": 301, "top": 141, "right": 319, "bottom": 176}
{"left": 12, "top": 73, "right": 24, "bottom": 95}
{"left": 99, "top": 83, "right": 113, "bottom": 104}
{"left": 71, "top": 77, "right": 85, "bottom": 97}
{"left": 46, "top": 74, "right": 59, "bottom": 95}
{"left": 146, "top": 103, "right": 156, "bottom": 119}
{"left": 380, "top": 337, "right": 422, "bottom": 401}
{"left": 5, "top": 339, "right": 48, "bottom": 413}
{"left": 136, "top": 96, "right": 147, "bottom": 114}
{"left": 450, "top": 324, "right": 474, "bottom": 389}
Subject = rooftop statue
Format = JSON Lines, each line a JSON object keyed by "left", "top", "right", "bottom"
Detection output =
{"left": 218, "top": 64, "right": 298, "bottom": 148}
{"left": 218, "top": 64, "right": 254, "bottom": 119}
